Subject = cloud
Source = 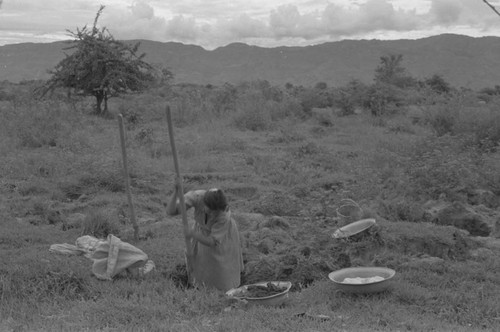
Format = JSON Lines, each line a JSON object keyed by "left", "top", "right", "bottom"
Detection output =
{"left": 269, "top": 5, "right": 301, "bottom": 37}
{"left": 130, "top": 1, "right": 154, "bottom": 20}
{"left": 96, "top": 0, "right": 500, "bottom": 48}
{"left": 426, "top": 0, "right": 500, "bottom": 32}
{"left": 166, "top": 15, "right": 199, "bottom": 40}
{"left": 430, "top": 0, "right": 461, "bottom": 25}
{"left": 265, "top": 1, "right": 420, "bottom": 41}
{"left": 218, "top": 14, "right": 268, "bottom": 39}
{"left": 2, "top": 0, "right": 500, "bottom": 48}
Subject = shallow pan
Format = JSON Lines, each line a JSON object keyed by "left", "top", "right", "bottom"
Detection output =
{"left": 226, "top": 281, "right": 292, "bottom": 306}
{"left": 332, "top": 218, "right": 376, "bottom": 239}
{"left": 328, "top": 267, "right": 396, "bottom": 294}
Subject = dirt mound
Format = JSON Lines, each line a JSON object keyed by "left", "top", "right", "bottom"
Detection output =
{"left": 238, "top": 215, "right": 478, "bottom": 290}
{"left": 167, "top": 214, "right": 480, "bottom": 291}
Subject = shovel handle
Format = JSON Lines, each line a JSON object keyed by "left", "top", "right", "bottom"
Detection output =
{"left": 165, "top": 106, "right": 193, "bottom": 257}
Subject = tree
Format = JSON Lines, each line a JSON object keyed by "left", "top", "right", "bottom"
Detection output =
{"left": 374, "top": 54, "right": 416, "bottom": 88}
{"left": 364, "top": 82, "right": 403, "bottom": 116}
{"left": 424, "top": 74, "right": 451, "bottom": 94}
{"left": 39, "top": 6, "right": 156, "bottom": 115}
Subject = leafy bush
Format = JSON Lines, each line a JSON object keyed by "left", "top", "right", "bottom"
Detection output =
{"left": 424, "top": 101, "right": 500, "bottom": 151}
{"left": 268, "top": 97, "right": 304, "bottom": 121}
{"left": 423, "top": 103, "right": 457, "bottom": 136}
{"left": 423, "top": 74, "right": 452, "bottom": 94}
{"left": 232, "top": 92, "right": 272, "bottom": 131}
{"left": 81, "top": 208, "right": 121, "bottom": 238}
{"left": 363, "top": 83, "right": 405, "bottom": 116}
{"left": 297, "top": 88, "right": 332, "bottom": 113}
{"left": 454, "top": 107, "right": 500, "bottom": 152}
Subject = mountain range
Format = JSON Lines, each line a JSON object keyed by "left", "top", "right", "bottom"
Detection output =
{"left": 1, "top": 34, "right": 500, "bottom": 89}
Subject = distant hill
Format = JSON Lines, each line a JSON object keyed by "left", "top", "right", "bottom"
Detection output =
{"left": 1, "top": 34, "right": 500, "bottom": 89}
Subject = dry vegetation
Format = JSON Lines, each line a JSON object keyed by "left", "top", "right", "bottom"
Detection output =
{"left": 1, "top": 78, "right": 500, "bottom": 331}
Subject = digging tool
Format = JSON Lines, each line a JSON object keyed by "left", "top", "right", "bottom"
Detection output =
{"left": 165, "top": 105, "right": 193, "bottom": 283}
{"left": 118, "top": 114, "right": 139, "bottom": 242}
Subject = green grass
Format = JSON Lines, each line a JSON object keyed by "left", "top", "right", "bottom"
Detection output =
{"left": 1, "top": 82, "right": 500, "bottom": 331}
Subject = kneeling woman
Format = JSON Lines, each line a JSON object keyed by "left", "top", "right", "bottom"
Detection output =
{"left": 167, "top": 186, "right": 244, "bottom": 291}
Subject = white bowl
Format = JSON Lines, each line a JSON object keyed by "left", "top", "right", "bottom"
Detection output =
{"left": 328, "top": 267, "right": 396, "bottom": 294}
{"left": 226, "top": 281, "right": 292, "bottom": 306}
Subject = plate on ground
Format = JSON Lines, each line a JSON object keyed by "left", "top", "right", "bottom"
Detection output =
{"left": 332, "top": 218, "right": 376, "bottom": 239}
{"left": 226, "top": 281, "right": 292, "bottom": 306}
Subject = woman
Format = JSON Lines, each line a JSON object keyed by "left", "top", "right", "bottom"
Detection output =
{"left": 167, "top": 186, "right": 244, "bottom": 291}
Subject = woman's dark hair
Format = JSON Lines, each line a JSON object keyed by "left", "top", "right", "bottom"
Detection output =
{"left": 203, "top": 189, "right": 228, "bottom": 211}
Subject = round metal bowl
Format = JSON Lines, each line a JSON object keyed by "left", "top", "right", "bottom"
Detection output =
{"left": 328, "top": 267, "right": 396, "bottom": 294}
{"left": 332, "top": 218, "right": 376, "bottom": 239}
{"left": 226, "top": 281, "right": 292, "bottom": 306}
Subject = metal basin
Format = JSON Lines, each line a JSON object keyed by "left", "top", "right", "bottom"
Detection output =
{"left": 328, "top": 267, "right": 396, "bottom": 294}
{"left": 226, "top": 281, "right": 292, "bottom": 306}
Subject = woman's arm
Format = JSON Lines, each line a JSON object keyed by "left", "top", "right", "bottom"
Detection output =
{"left": 189, "top": 227, "right": 217, "bottom": 247}
{"left": 166, "top": 183, "right": 180, "bottom": 216}
{"left": 166, "top": 183, "right": 197, "bottom": 216}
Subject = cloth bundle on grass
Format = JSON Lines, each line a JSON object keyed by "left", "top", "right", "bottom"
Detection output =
{"left": 50, "top": 234, "right": 155, "bottom": 280}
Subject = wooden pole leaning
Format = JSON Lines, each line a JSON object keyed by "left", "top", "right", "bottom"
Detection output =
{"left": 165, "top": 105, "right": 193, "bottom": 282}
{"left": 118, "top": 114, "right": 139, "bottom": 242}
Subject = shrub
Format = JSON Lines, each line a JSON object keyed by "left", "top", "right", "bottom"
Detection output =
{"left": 207, "top": 83, "right": 238, "bottom": 115}
{"left": 232, "top": 92, "right": 272, "bottom": 131}
{"left": 454, "top": 107, "right": 500, "bottom": 152}
{"left": 81, "top": 208, "right": 121, "bottom": 238}
{"left": 268, "top": 97, "right": 304, "bottom": 121}
{"left": 363, "top": 83, "right": 405, "bottom": 116}
{"left": 423, "top": 103, "right": 457, "bottom": 136}
{"left": 334, "top": 80, "right": 369, "bottom": 116}
{"left": 424, "top": 74, "right": 451, "bottom": 94}
{"left": 424, "top": 102, "right": 500, "bottom": 151}
{"left": 297, "top": 88, "right": 331, "bottom": 113}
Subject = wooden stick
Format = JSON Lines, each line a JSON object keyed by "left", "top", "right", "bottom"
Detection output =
{"left": 483, "top": 0, "right": 500, "bottom": 17}
{"left": 118, "top": 114, "right": 139, "bottom": 242}
{"left": 165, "top": 105, "right": 193, "bottom": 280}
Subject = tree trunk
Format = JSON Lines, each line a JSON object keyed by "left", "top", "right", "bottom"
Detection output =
{"left": 104, "top": 91, "right": 108, "bottom": 113}
{"left": 94, "top": 90, "right": 108, "bottom": 116}
{"left": 95, "top": 91, "right": 104, "bottom": 115}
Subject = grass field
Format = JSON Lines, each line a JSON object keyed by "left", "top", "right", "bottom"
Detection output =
{"left": 1, "top": 81, "right": 500, "bottom": 331}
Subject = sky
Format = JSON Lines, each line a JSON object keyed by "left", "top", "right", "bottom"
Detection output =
{"left": 1, "top": 0, "right": 500, "bottom": 49}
